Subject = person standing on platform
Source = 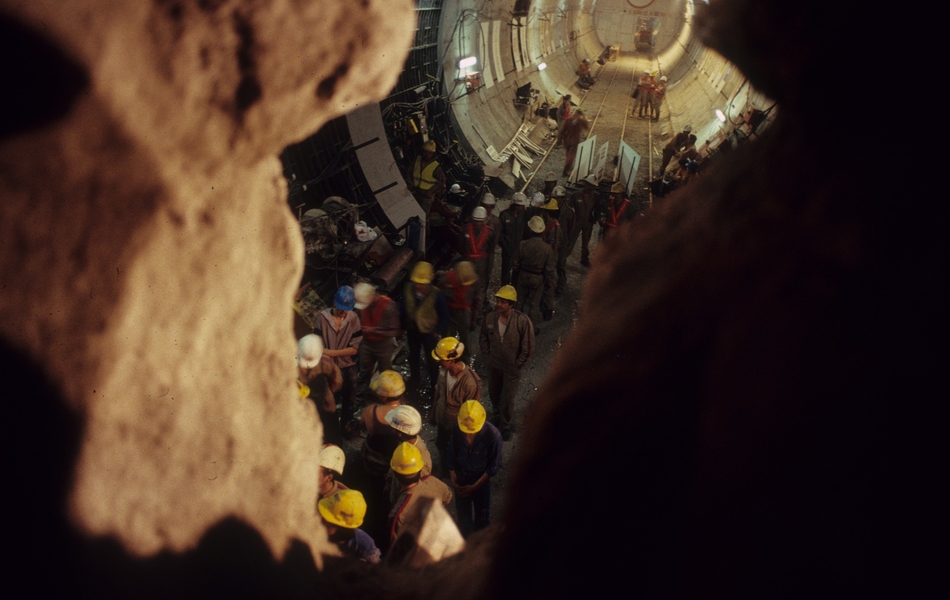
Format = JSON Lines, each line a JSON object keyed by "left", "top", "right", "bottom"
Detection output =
{"left": 480, "top": 193, "right": 501, "bottom": 292}
{"left": 479, "top": 285, "right": 534, "bottom": 440}
{"left": 636, "top": 70, "right": 655, "bottom": 118}
{"left": 651, "top": 75, "right": 668, "bottom": 121}
{"left": 458, "top": 206, "right": 497, "bottom": 316}
{"left": 565, "top": 178, "right": 599, "bottom": 267}
{"left": 400, "top": 261, "right": 449, "bottom": 395}
{"left": 354, "top": 281, "right": 399, "bottom": 387}
{"left": 560, "top": 108, "right": 590, "bottom": 177}
{"left": 513, "top": 216, "right": 556, "bottom": 331}
{"left": 437, "top": 261, "right": 478, "bottom": 362}
{"left": 387, "top": 442, "right": 453, "bottom": 545}
{"left": 428, "top": 336, "right": 482, "bottom": 473}
{"left": 498, "top": 192, "right": 528, "bottom": 285}
{"left": 318, "top": 285, "right": 363, "bottom": 437}
{"left": 298, "top": 333, "right": 343, "bottom": 446}
{"left": 552, "top": 186, "right": 575, "bottom": 296}
{"left": 447, "top": 400, "right": 502, "bottom": 537}
{"left": 409, "top": 139, "right": 445, "bottom": 215}
{"left": 539, "top": 198, "right": 562, "bottom": 321}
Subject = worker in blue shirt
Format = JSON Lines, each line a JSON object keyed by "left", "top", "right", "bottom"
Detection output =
{"left": 447, "top": 400, "right": 503, "bottom": 536}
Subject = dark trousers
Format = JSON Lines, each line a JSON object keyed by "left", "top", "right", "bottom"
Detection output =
{"left": 488, "top": 366, "right": 521, "bottom": 434}
{"left": 337, "top": 365, "right": 358, "bottom": 425}
{"left": 407, "top": 328, "right": 439, "bottom": 392}
{"left": 455, "top": 478, "right": 491, "bottom": 537}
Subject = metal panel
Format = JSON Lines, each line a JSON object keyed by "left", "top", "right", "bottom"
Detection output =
{"left": 480, "top": 20, "right": 494, "bottom": 88}
{"left": 492, "top": 20, "right": 505, "bottom": 83}
{"left": 346, "top": 104, "right": 425, "bottom": 232}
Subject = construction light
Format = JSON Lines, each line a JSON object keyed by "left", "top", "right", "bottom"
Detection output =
{"left": 458, "top": 56, "right": 477, "bottom": 69}
{"left": 715, "top": 109, "right": 727, "bottom": 123}
{"left": 538, "top": 62, "right": 548, "bottom": 71}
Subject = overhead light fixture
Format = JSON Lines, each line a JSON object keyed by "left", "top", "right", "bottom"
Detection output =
{"left": 538, "top": 62, "right": 547, "bottom": 71}
{"left": 458, "top": 56, "right": 477, "bottom": 69}
{"left": 715, "top": 109, "right": 727, "bottom": 123}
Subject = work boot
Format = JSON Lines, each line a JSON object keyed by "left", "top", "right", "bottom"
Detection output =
{"left": 542, "top": 309, "right": 554, "bottom": 321}
{"left": 501, "top": 428, "right": 512, "bottom": 442}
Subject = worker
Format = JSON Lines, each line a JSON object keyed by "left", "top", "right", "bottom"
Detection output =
{"left": 564, "top": 177, "right": 599, "bottom": 267}
{"left": 317, "top": 443, "right": 348, "bottom": 501}
{"left": 498, "top": 192, "right": 528, "bottom": 285}
{"left": 458, "top": 206, "right": 497, "bottom": 317}
{"left": 359, "top": 369, "right": 406, "bottom": 545}
{"left": 297, "top": 333, "right": 344, "bottom": 446}
{"left": 428, "top": 336, "right": 482, "bottom": 474}
{"left": 525, "top": 191, "right": 546, "bottom": 232}
{"left": 384, "top": 404, "right": 433, "bottom": 477}
{"left": 479, "top": 285, "right": 535, "bottom": 440}
{"left": 555, "top": 95, "right": 572, "bottom": 135}
{"left": 513, "top": 216, "right": 556, "bottom": 332}
{"left": 659, "top": 124, "right": 692, "bottom": 174}
{"left": 447, "top": 400, "right": 502, "bottom": 537}
{"left": 409, "top": 139, "right": 445, "bottom": 215}
{"left": 539, "top": 198, "right": 561, "bottom": 320}
{"left": 387, "top": 442, "right": 453, "bottom": 544}
{"left": 577, "top": 58, "right": 594, "bottom": 88}
{"left": 400, "top": 261, "right": 449, "bottom": 395}
{"left": 318, "top": 285, "right": 363, "bottom": 437}
{"left": 600, "top": 182, "right": 635, "bottom": 240}
{"left": 673, "top": 134, "right": 699, "bottom": 165}
{"left": 651, "top": 75, "right": 668, "bottom": 121}
{"left": 552, "top": 186, "right": 575, "bottom": 296}
{"left": 354, "top": 281, "right": 399, "bottom": 387}
{"left": 480, "top": 193, "right": 501, "bottom": 294}
{"left": 635, "top": 70, "right": 655, "bottom": 118}
{"left": 436, "top": 261, "right": 477, "bottom": 362}
{"left": 318, "top": 490, "right": 380, "bottom": 564}
{"left": 560, "top": 108, "right": 590, "bottom": 177}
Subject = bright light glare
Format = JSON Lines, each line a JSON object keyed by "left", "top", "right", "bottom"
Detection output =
{"left": 458, "top": 56, "right": 477, "bottom": 69}
{"left": 538, "top": 62, "right": 548, "bottom": 71}
{"left": 715, "top": 109, "right": 727, "bottom": 123}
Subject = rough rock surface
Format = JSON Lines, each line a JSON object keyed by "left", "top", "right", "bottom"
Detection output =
{"left": 0, "top": 0, "right": 414, "bottom": 560}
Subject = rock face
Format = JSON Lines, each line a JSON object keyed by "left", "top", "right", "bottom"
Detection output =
{"left": 0, "top": 0, "right": 414, "bottom": 562}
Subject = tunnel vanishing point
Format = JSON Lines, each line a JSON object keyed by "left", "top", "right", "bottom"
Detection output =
{"left": 0, "top": 0, "right": 937, "bottom": 598}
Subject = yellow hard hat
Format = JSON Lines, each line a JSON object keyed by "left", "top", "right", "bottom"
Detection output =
{"left": 432, "top": 336, "right": 464, "bottom": 361}
{"left": 455, "top": 261, "right": 478, "bottom": 286}
{"left": 297, "top": 380, "right": 310, "bottom": 398}
{"left": 410, "top": 261, "right": 434, "bottom": 284}
{"left": 495, "top": 285, "right": 517, "bottom": 302}
{"left": 423, "top": 140, "right": 437, "bottom": 152}
{"left": 370, "top": 370, "right": 406, "bottom": 398}
{"left": 457, "top": 400, "right": 487, "bottom": 434}
{"left": 390, "top": 442, "right": 424, "bottom": 475}
{"left": 542, "top": 198, "right": 559, "bottom": 211}
{"left": 318, "top": 489, "right": 367, "bottom": 529}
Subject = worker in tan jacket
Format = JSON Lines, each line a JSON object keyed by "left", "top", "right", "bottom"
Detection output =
{"left": 428, "top": 336, "right": 482, "bottom": 473}
{"left": 479, "top": 285, "right": 534, "bottom": 440}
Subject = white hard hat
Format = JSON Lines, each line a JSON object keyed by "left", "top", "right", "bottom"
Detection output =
{"left": 319, "top": 444, "right": 345, "bottom": 475}
{"left": 449, "top": 183, "right": 461, "bottom": 193}
{"left": 512, "top": 192, "right": 529, "bottom": 206}
{"left": 528, "top": 215, "right": 545, "bottom": 233}
{"left": 531, "top": 192, "right": 546, "bottom": 207}
{"left": 353, "top": 282, "right": 376, "bottom": 310}
{"left": 298, "top": 334, "right": 323, "bottom": 369}
{"left": 683, "top": 124, "right": 692, "bottom": 132}
{"left": 472, "top": 206, "right": 487, "bottom": 221}
{"left": 384, "top": 405, "right": 423, "bottom": 436}
{"left": 660, "top": 75, "right": 668, "bottom": 81}
{"left": 482, "top": 193, "right": 496, "bottom": 206}
{"left": 552, "top": 185, "right": 566, "bottom": 197}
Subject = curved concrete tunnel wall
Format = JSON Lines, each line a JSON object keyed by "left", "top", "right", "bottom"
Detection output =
{"left": 426, "top": 0, "right": 770, "bottom": 190}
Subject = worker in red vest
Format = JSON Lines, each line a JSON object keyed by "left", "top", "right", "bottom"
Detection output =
{"left": 458, "top": 207, "right": 497, "bottom": 321}
{"left": 354, "top": 281, "right": 400, "bottom": 386}
{"left": 600, "top": 182, "right": 635, "bottom": 241}
{"left": 437, "top": 261, "right": 478, "bottom": 362}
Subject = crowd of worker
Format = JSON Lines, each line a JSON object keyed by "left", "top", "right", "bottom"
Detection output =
{"left": 295, "top": 162, "right": 650, "bottom": 561}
